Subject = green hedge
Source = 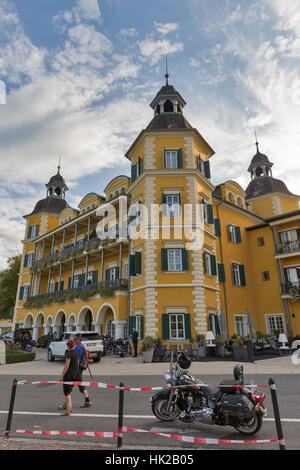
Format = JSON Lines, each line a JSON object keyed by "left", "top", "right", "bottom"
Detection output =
{"left": 6, "top": 351, "right": 36, "bottom": 364}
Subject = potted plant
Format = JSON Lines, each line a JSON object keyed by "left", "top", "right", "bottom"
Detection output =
{"left": 142, "top": 336, "right": 155, "bottom": 363}
{"left": 215, "top": 334, "right": 225, "bottom": 357}
{"left": 194, "top": 334, "right": 206, "bottom": 358}
{"left": 232, "top": 336, "right": 247, "bottom": 361}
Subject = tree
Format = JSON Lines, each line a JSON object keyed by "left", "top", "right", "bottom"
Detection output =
{"left": 0, "top": 255, "right": 21, "bottom": 319}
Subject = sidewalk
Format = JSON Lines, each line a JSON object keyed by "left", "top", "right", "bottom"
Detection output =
{"left": 0, "top": 347, "right": 299, "bottom": 376}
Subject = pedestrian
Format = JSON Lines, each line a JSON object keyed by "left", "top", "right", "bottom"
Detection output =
{"left": 59, "top": 339, "right": 81, "bottom": 416}
{"left": 46, "top": 331, "right": 53, "bottom": 348}
{"left": 132, "top": 328, "right": 139, "bottom": 357}
{"left": 53, "top": 331, "right": 57, "bottom": 342}
{"left": 58, "top": 334, "right": 92, "bottom": 411}
{"left": 74, "top": 333, "right": 92, "bottom": 408}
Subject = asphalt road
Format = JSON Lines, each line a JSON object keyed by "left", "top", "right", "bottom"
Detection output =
{"left": 0, "top": 373, "right": 299, "bottom": 450}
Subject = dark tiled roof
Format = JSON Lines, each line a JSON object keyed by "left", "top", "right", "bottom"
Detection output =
{"left": 48, "top": 172, "right": 66, "bottom": 185}
{"left": 28, "top": 196, "right": 69, "bottom": 216}
{"left": 146, "top": 113, "right": 193, "bottom": 130}
{"left": 245, "top": 176, "right": 293, "bottom": 199}
{"left": 150, "top": 85, "right": 186, "bottom": 106}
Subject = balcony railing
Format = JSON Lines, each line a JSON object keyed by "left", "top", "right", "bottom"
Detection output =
{"left": 275, "top": 240, "right": 300, "bottom": 255}
{"left": 281, "top": 280, "right": 300, "bottom": 295}
{"left": 27, "top": 279, "right": 129, "bottom": 302}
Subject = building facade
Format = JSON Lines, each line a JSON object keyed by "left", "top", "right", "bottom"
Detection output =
{"left": 13, "top": 78, "right": 300, "bottom": 344}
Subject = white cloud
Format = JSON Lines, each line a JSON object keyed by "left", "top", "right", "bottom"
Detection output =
{"left": 154, "top": 21, "right": 179, "bottom": 36}
{"left": 120, "top": 28, "right": 138, "bottom": 37}
{"left": 138, "top": 38, "right": 184, "bottom": 65}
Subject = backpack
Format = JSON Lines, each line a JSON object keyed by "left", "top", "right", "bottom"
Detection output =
{"left": 78, "top": 344, "right": 90, "bottom": 371}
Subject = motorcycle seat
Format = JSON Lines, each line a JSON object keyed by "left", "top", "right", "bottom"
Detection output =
{"left": 199, "top": 386, "right": 222, "bottom": 401}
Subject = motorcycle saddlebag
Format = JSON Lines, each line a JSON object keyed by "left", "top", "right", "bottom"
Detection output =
{"left": 219, "top": 379, "right": 239, "bottom": 394}
{"left": 219, "top": 394, "right": 255, "bottom": 422}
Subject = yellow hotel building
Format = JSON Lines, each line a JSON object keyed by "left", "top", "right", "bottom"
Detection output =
{"left": 13, "top": 77, "right": 300, "bottom": 345}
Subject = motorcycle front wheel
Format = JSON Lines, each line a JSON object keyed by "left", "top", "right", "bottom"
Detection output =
{"left": 152, "top": 398, "right": 181, "bottom": 422}
{"left": 233, "top": 412, "right": 263, "bottom": 435}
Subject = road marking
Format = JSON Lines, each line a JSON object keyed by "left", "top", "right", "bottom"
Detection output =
{"left": 0, "top": 411, "right": 300, "bottom": 423}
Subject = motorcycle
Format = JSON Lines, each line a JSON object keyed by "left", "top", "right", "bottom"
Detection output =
{"left": 102, "top": 335, "right": 114, "bottom": 356}
{"left": 113, "top": 338, "right": 130, "bottom": 358}
{"left": 150, "top": 352, "right": 268, "bottom": 435}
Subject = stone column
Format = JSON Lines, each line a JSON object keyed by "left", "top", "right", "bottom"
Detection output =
{"left": 92, "top": 322, "right": 103, "bottom": 335}
{"left": 32, "top": 324, "right": 40, "bottom": 342}
{"left": 112, "top": 320, "right": 126, "bottom": 340}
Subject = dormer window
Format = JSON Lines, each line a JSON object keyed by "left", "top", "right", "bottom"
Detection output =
{"left": 164, "top": 99, "right": 174, "bottom": 113}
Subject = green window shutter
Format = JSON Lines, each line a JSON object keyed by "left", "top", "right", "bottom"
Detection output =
{"left": 79, "top": 274, "right": 85, "bottom": 287}
{"left": 184, "top": 314, "right": 191, "bottom": 339}
{"left": 296, "top": 228, "right": 300, "bottom": 239}
{"left": 182, "top": 249, "right": 189, "bottom": 271}
{"left": 198, "top": 155, "right": 203, "bottom": 172}
{"left": 209, "top": 314, "right": 214, "bottom": 332}
{"left": 203, "top": 252, "right": 208, "bottom": 274}
{"left": 60, "top": 280, "right": 64, "bottom": 291}
{"left": 214, "top": 218, "right": 221, "bottom": 237}
{"left": 19, "top": 286, "right": 25, "bottom": 300}
{"left": 115, "top": 267, "right": 120, "bottom": 280}
{"left": 131, "top": 164, "right": 137, "bottom": 182}
{"left": 27, "top": 227, "right": 32, "bottom": 239}
{"left": 210, "top": 254, "right": 217, "bottom": 276}
{"left": 68, "top": 277, "right": 72, "bottom": 289}
{"left": 162, "top": 314, "right": 170, "bottom": 339}
{"left": 217, "top": 263, "right": 225, "bottom": 283}
{"left": 24, "top": 254, "right": 29, "bottom": 268}
{"left": 177, "top": 148, "right": 183, "bottom": 168}
{"left": 207, "top": 204, "right": 214, "bottom": 224}
{"left": 105, "top": 269, "right": 110, "bottom": 281}
{"left": 135, "top": 252, "right": 142, "bottom": 275}
{"left": 235, "top": 226, "right": 242, "bottom": 243}
{"left": 161, "top": 193, "right": 167, "bottom": 216}
{"left": 163, "top": 149, "right": 167, "bottom": 169}
{"left": 138, "top": 157, "right": 142, "bottom": 176}
{"left": 129, "top": 316, "right": 136, "bottom": 337}
{"left": 129, "top": 255, "right": 136, "bottom": 276}
{"left": 139, "top": 315, "right": 144, "bottom": 339}
{"left": 215, "top": 315, "right": 221, "bottom": 335}
{"left": 54, "top": 282, "right": 59, "bottom": 292}
{"left": 92, "top": 270, "right": 98, "bottom": 284}
{"left": 161, "top": 248, "right": 168, "bottom": 271}
{"left": 204, "top": 160, "right": 211, "bottom": 179}
{"left": 239, "top": 264, "right": 246, "bottom": 286}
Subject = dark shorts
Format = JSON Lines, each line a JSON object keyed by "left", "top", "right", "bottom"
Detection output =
{"left": 63, "top": 374, "right": 86, "bottom": 396}
{"left": 63, "top": 384, "right": 74, "bottom": 396}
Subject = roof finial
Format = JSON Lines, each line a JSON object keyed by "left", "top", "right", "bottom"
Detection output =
{"left": 58, "top": 154, "right": 61, "bottom": 173}
{"left": 254, "top": 130, "right": 259, "bottom": 153}
{"left": 165, "top": 56, "right": 169, "bottom": 85}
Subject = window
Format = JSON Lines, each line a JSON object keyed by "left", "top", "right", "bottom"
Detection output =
{"left": 135, "top": 315, "right": 143, "bottom": 340}
{"left": 262, "top": 271, "right": 270, "bottom": 281}
{"left": 124, "top": 263, "right": 129, "bottom": 279}
{"left": 131, "top": 157, "right": 142, "bottom": 182}
{"left": 130, "top": 252, "right": 142, "bottom": 276}
{"left": 235, "top": 315, "right": 248, "bottom": 336}
{"left": 108, "top": 267, "right": 118, "bottom": 281}
{"left": 266, "top": 315, "right": 285, "bottom": 336}
{"left": 257, "top": 237, "right": 265, "bottom": 247}
{"left": 169, "top": 314, "right": 185, "bottom": 340}
{"left": 168, "top": 249, "right": 182, "bottom": 272}
{"left": 228, "top": 224, "right": 242, "bottom": 243}
{"left": 161, "top": 248, "right": 189, "bottom": 272}
{"left": 165, "top": 150, "right": 178, "bottom": 169}
{"left": 279, "top": 229, "right": 298, "bottom": 242}
{"left": 203, "top": 252, "right": 217, "bottom": 276}
{"left": 228, "top": 192, "right": 235, "bottom": 203}
{"left": 201, "top": 200, "right": 213, "bottom": 225}
{"left": 19, "top": 285, "right": 30, "bottom": 301}
{"left": 24, "top": 253, "right": 34, "bottom": 268}
{"left": 106, "top": 318, "right": 115, "bottom": 338}
{"left": 198, "top": 156, "right": 211, "bottom": 179}
{"left": 165, "top": 194, "right": 181, "bottom": 217}
{"left": 164, "top": 149, "right": 183, "bottom": 169}
{"left": 232, "top": 263, "right": 246, "bottom": 286}
{"left": 285, "top": 266, "right": 300, "bottom": 287}
{"left": 237, "top": 197, "right": 243, "bottom": 207}
{"left": 27, "top": 225, "right": 38, "bottom": 239}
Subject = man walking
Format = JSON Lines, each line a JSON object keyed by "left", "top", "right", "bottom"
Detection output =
{"left": 132, "top": 328, "right": 139, "bottom": 358}
{"left": 58, "top": 333, "right": 92, "bottom": 411}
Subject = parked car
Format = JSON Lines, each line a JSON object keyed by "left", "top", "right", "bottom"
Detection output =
{"left": 14, "top": 328, "right": 37, "bottom": 349}
{"left": 47, "top": 331, "right": 104, "bottom": 363}
{"left": 0, "top": 331, "right": 14, "bottom": 345}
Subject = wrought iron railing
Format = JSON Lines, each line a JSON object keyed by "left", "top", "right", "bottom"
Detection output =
{"left": 275, "top": 239, "right": 300, "bottom": 255}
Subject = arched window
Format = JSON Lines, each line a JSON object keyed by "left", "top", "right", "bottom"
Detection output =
{"left": 237, "top": 197, "right": 243, "bottom": 207}
{"left": 106, "top": 317, "right": 115, "bottom": 339}
{"left": 228, "top": 192, "right": 235, "bottom": 203}
{"left": 55, "top": 187, "right": 61, "bottom": 197}
{"left": 164, "top": 100, "right": 173, "bottom": 113}
{"left": 256, "top": 167, "right": 263, "bottom": 177}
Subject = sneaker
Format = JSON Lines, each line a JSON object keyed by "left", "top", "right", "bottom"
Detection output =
{"left": 81, "top": 401, "right": 92, "bottom": 408}
{"left": 58, "top": 403, "right": 72, "bottom": 412}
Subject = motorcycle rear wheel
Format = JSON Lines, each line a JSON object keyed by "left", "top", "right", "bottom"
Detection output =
{"left": 152, "top": 398, "right": 181, "bottom": 422}
{"left": 233, "top": 412, "right": 263, "bottom": 435}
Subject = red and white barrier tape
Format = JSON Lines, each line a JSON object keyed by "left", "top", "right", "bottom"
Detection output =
{"left": 9, "top": 428, "right": 284, "bottom": 446}
{"left": 16, "top": 380, "right": 269, "bottom": 391}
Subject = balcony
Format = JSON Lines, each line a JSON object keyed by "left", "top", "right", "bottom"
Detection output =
{"left": 275, "top": 240, "right": 300, "bottom": 257}
{"left": 25, "top": 279, "right": 129, "bottom": 307}
{"left": 281, "top": 280, "right": 300, "bottom": 298}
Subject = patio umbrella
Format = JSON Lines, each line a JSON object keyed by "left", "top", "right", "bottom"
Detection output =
{"left": 246, "top": 309, "right": 256, "bottom": 337}
{"left": 218, "top": 309, "right": 227, "bottom": 340}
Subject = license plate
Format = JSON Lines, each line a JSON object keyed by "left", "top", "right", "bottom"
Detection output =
{"left": 88, "top": 343, "right": 96, "bottom": 347}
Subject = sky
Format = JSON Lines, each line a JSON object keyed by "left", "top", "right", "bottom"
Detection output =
{"left": 0, "top": 0, "right": 300, "bottom": 269}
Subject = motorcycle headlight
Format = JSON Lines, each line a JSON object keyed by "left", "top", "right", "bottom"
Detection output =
{"left": 164, "top": 373, "right": 171, "bottom": 382}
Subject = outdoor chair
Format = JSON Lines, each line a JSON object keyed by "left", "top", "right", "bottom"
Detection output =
{"left": 264, "top": 336, "right": 282, "bottom": 355}
{"left": 153, "top": 344, "right": 168, "bottom": 362}
{"left": 183, "top": 344, "right": 194, "bottom": 361}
